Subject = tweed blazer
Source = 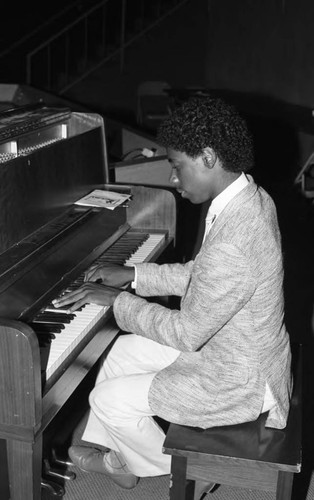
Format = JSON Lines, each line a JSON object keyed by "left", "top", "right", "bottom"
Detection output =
{"left": 113, "top": 176, "right": 292, "bottom": 429}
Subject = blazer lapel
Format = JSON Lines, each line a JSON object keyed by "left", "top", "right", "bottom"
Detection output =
{"left": 203, "top": 180, "right": 258, "bottom": 244}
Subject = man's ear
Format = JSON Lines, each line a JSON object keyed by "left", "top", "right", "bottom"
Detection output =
{"left": 202, "top": 147, "right": 217, "bottom": 168}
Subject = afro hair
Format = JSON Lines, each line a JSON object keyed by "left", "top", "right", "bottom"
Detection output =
{"left": 157, "top": 95, "right": 254, "bottom": 173}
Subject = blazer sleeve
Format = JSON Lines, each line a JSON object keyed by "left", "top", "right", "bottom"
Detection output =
{"left": 113, "top": 242, "right": 256, "bottom": 351}
{"left": 132, "top": 261, "right": 194, "bottom": 297}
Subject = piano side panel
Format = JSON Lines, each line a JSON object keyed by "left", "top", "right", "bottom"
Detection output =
{"left": 106, "top": 183, "right": 177, "bottom": 241}
{"left": 0, "top": 319, "right": 41, "bottom": 436}
{"left": 0, "top": 127, "right": 107, "bottom": 255}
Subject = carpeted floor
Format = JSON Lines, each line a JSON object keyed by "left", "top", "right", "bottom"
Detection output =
{"left": 62, "top": 451, "right": 314, "bottom": 500}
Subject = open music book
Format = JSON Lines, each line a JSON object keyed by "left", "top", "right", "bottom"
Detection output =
{"left": 75, "top": 189, "right": 131, "bottom": 210}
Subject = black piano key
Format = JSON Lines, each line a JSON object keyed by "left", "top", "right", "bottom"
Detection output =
{"left": 42, "top": 308, "right": 75, "bottom": 319}
{"left": 38, "top": 338, "right": 53, "bottom": 347}
{"left": 44, "top": 315, "right": 74, "bottom": 323}
{"left": 33, "top": 314, "right": 73, "bottom": 323}
{"left": 36, "top": 332, "right": 56, "bottom": 340}
{"left": 40, "top": 308, "right": 75, "bottom": 316}
{"left": 101, "top": 251, "right": 131, "bottom": 257}
{"left": 29, "top": 324, "right": 62, "bottom": 334}
{"left": 95, "top": 258, "right": 126, "bottom": 265}
{"left": 38, "top": 311, "right": 75, "bottom": 319}
{"left": 31, "top": 321, "right": 65, "bottom": 329}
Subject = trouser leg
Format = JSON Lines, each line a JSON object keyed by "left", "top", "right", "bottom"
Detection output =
{"left": 81, "top": 334, "right": 180, "bottom": 476}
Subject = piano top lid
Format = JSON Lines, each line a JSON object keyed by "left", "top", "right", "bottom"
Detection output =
{"left": 0, "top": 103, "right": 71, "bottom": 143}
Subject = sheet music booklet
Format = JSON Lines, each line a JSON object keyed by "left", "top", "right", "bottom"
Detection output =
{"left": 75, "top": 189, "right": 131, "bottom": 210}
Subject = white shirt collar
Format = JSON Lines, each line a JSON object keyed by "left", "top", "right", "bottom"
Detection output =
{"left": 206, "top": 172, "right": 249, "bottom": 221}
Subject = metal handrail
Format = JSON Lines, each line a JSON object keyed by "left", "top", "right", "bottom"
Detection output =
{"left": 27, "top": 0, "right": 108, "bottom": 62}
{"left": 24, "top": 0, "right": 188, "bottom": 95}
{"left": 0, "top": 1, "right": 79, "bottom": 60}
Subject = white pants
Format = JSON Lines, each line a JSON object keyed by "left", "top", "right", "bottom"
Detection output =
{"left": 81, "top": 333, "right": 180, "bottom": 477}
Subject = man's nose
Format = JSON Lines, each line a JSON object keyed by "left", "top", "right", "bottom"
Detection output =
{"left": 169, "top": 168, "right": 179, "bottom": 186}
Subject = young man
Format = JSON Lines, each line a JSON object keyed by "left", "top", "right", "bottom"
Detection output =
{"left": 54, "top": 95, "right": 292, "bottom": 490}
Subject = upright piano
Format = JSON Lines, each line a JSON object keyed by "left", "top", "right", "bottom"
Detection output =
{"left": 0, "top": 104, "right": 176, "bottom": 499}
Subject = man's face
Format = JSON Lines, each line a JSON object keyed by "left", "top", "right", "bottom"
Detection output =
{"left": 167, "top": 148, "right": 214, "bottom": 204}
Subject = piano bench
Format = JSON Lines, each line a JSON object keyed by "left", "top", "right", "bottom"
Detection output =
{"left": 163, "top": 346, "right": 302, "bottom": 500}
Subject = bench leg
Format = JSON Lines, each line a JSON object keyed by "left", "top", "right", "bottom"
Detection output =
{"left": 169, "top": 456, "right": 215, "bottom": 500}
{"left": 276, "top": 471, "right": 294, "bottom": 500}
{"left": 169, "top": 456, "right": 188, "bottom": 500}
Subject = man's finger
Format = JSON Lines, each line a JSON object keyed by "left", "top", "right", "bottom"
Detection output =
{"left": 66, "top": 298, "right": 87, "bottom": 313}
{"left": 53, "top": 290, "right": 82, "bottom": 308}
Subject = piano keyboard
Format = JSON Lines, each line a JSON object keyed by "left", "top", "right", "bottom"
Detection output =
{"left": 31, "top": 231, "right": 166, "bottom": 382}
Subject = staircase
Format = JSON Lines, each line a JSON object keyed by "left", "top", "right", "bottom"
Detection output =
{"left": 1, "top": 0, "right": 188, "bottom": 96}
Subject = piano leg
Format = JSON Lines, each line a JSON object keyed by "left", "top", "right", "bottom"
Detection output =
{"left": 6, "top": 435, "right": 42, "bottom": 500}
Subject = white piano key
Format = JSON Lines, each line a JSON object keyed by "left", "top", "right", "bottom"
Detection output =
{"left": 45, "top": 304, "right": 107, "bottom": 379}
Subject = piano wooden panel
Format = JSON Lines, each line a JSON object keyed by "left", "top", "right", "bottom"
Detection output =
{"left": 116, "top": 182, "right": 176, "bottom": 240}
{"left": 0, "top": 105, "right": 177, "bottom": 500}
{"left": 0, "top": 320, "right": 41, "bottom": 435}
{"left": 113, "top": 156, "right": 172, "bottom": 187}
